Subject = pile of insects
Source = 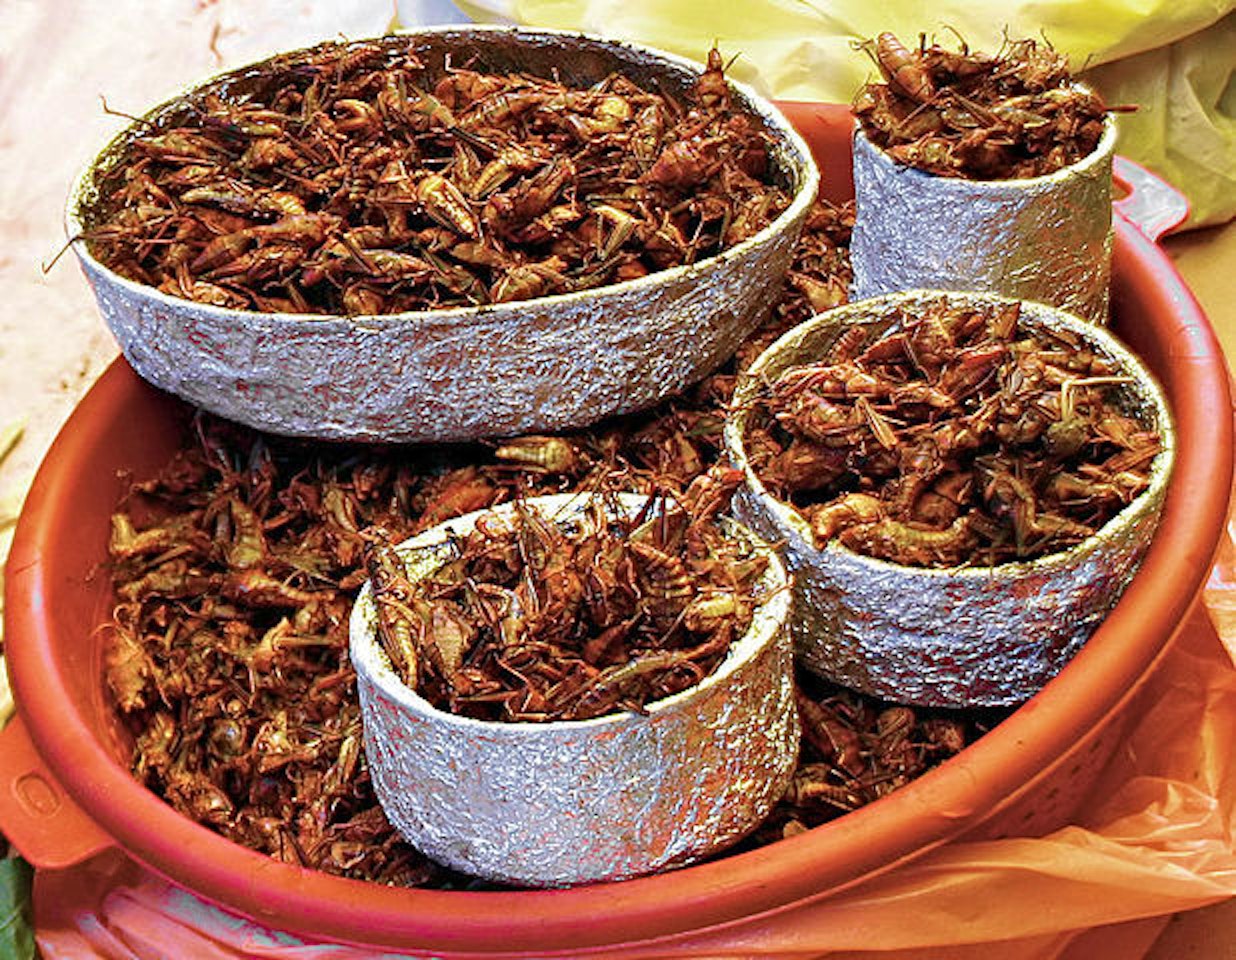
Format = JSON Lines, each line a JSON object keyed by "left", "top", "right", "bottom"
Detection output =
{"left": 100, "top": 199, "right": 997, "bottom": 886}
{"left": 737, "top": 199, "right": 853, "bottom": 370}
{"left": 854, "top": 31, "right": 1120, "bottom": 179}
{"left": 740, "top": 674, "right": 997, "bottom": 846}
{"left": 80, "top": 37, "right": 790, "bottom": 315}
{"left": 363, "top": 488, "right": 769, "bottom": 723}
{"left": 746, "top": 297, "right": 1163, "bottom": 567}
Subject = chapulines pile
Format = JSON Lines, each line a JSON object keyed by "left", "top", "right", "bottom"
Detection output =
{"left": 364, "top": 488, "right": 766, "bottom": 723}
{"left": 82, "top": 37, "right": 790, "bottom": 315}
{"left": 739, "top": 676, "right": 995, "bottom": 847}
{"left": 748, "top": 297, "right": 1163, "bottom": 567}
{"left": 854, "top": 31, "right": 1121, "bottom": 179}
{"left": 101, "top": 198, "right": 990, "bottom": 888}
{"left": 737, "top": 199, "right": 853, "bottom": 370}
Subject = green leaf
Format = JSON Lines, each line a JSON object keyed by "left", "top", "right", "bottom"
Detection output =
{"left": 0, "top": 857, "right": 35, "bottom": 960}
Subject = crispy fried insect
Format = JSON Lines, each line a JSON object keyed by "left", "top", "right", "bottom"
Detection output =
{"left": 750, "top": 298, "right": 1162, "bottom": 565}
{"left": 854, "top": 31, "right": 1121, "bottom": 179}
{"left": 84, "top": 39, "right": 790, "bottom": 315}
{"left": 101, "top": 605, "right": 156, "bottom": 712}
{"left": 872, "top": 32, "right": 935, "bottom": 103}
{"left": 493, "top": 435, "right": 581, "bottom": 475}
{"left": 360, "top": 532, "right": 425, "bottom": 686}
{"left": 805, "top": 492, "right": 884, "bottom": 543}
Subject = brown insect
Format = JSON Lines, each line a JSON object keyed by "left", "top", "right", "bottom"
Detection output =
{"left": 751, "top": 298, "right": 1162, "bottom": 566}
{"left": 81, "top": 39, "right": 790, "bottom": 315}
{"left": 853, "top": 31, "right": 1121, "bottom": 179}
{"left": 872, "top": 32, "right": 935, "bottom": 103}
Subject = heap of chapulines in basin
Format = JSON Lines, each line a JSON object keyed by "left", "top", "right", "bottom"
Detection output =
{"left": 748, "top": 297, "right": 1162, "bottom": 567}
{"left": 102, "top": 197, "right": 1003, "bottom": 887}
{"left": 854, "top": 32, "right": 1123, "bottom": 179}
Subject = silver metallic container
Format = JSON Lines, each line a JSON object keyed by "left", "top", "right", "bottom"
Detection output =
{"left": 724, "top": 290, "right": 1175, "bottom": 707}
{"left": 850, "top": 113, "right": 1116, "bottom": 325}
{"left": 348, "top": 492, "right": 799, "bottom": 887}
{"left": 67, "top": 27, "right": 818, "bottom": 444}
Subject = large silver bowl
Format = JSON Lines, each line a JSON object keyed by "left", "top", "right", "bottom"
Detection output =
{"left": 68, "top": 26, "right": 819, "bottom": 443}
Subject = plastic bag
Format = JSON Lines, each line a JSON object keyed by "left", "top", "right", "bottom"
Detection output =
{"left": 448, "top": 0, "right": 1236, "bottom": 227}
{"left": 1083, "top": 14, "right": 1236, "bottom": 232}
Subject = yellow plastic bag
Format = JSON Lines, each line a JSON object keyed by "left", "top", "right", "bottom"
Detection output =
{"left": 1084, "top": 15, "right": 1236, "bottom": 231}
{"left": 454, "top": 0, "right": 1236, "bottom": 227}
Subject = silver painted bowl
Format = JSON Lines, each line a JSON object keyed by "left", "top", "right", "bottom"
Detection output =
{"left": 850, "top": 109, "right": 1116, "bottom": 325}
{"left": 68, "top": 27, "right": 818, "bottom": 444}
{"left": 724, "top": 290, "right": 1175, "bottom": 707}
{"left": 348, "top": 492, "right": 799, "bottom": 887}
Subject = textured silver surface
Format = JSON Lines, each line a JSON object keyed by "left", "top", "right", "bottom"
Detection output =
{"left": 724, "top": 291, "right": 1176, "bottom": 707}
{"left": 850, "top": 115, "right": 1115, "bottom": 326}
{"left": 68, "top": 27, "right": 818, "bottom": 444}
{"left": 348, "top": 493, "right": 800, "bottom": 887}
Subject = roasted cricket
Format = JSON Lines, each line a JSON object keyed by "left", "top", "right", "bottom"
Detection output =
{"left": 854, "top": 31, "right": 1124, "bottom": 179}
{"left": 747, "top": 297, "right": 1164, "bottom": 566}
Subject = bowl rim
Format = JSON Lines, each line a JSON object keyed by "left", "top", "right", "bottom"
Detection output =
{"left": 723, "top": 288, "right": 1177, "bottom": 581}
{"left": 348, "top": 490, "right": 792, "bottom": 734}
{"left": 5, "top": 164, "right": 1231, "bottom": 955}
{"left": 65, "top": 24, "right": 821, "bottom": 328}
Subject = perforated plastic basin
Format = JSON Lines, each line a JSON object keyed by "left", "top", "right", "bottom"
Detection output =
{"left": 1, "top": 101, "right": 1230, "bottom": 956}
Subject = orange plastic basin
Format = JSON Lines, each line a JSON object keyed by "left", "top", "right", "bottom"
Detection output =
{"left": 1, "top": 102, "right": 1231, "bottom": 955}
